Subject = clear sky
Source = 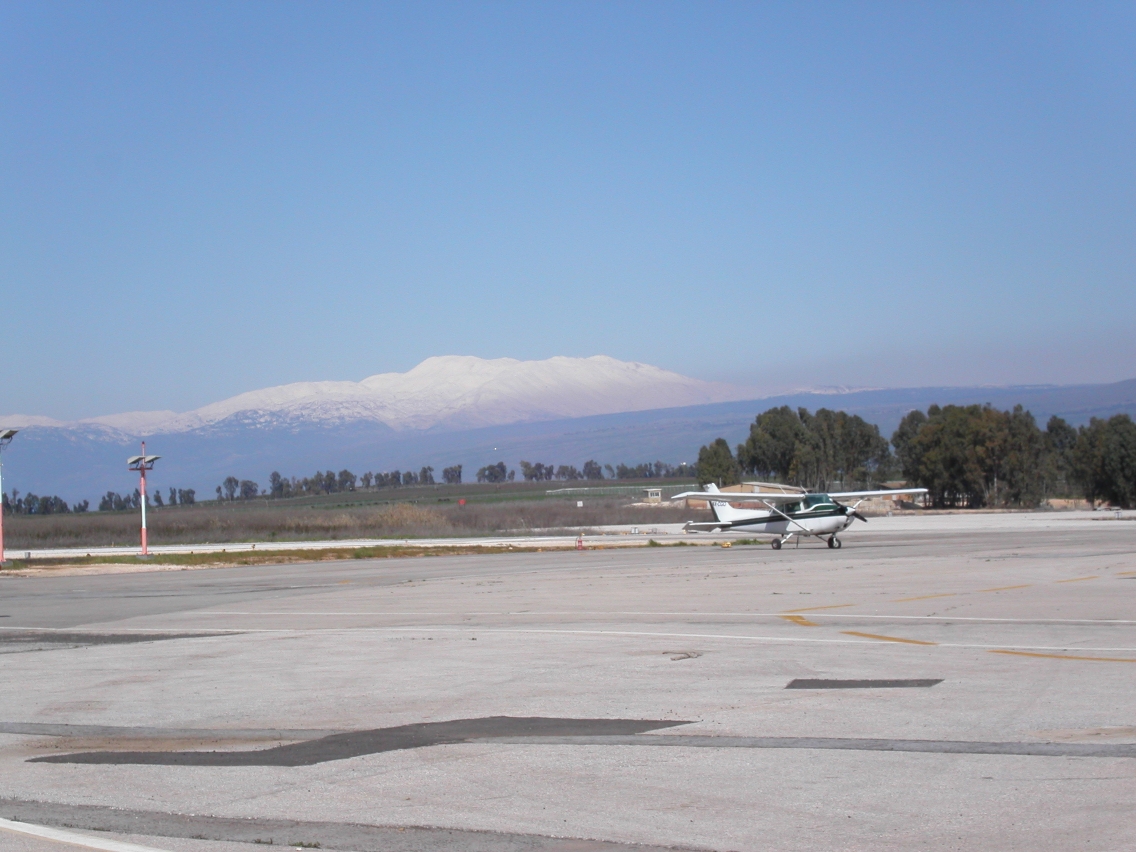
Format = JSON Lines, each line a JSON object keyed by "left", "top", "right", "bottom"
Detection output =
{"left": 3, "top": 1, "right": 1134, "bottom": 419}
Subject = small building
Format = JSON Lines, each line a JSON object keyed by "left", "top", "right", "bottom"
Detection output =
{"left": 643, "top": 488, "right": 662, "bottom": 504}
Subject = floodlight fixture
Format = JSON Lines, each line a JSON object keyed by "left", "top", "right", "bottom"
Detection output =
{"left": 0, "top": 429, "right": 17, "bottom": 565}
{"left": 128, "top": 441, "right": 160, "bottom": 556}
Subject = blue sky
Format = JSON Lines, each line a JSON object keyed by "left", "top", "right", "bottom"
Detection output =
{"left": 3, "top": 1, "right": 1134, "bottom": 419}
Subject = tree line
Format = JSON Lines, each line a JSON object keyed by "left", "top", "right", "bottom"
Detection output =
{"left": 98, "top": 487, "right": 196, "bottom": 511}
{"left": 695, "top": 403, "right": 1136, "bottom": 509}
{"left": 2, "top": 491, "right": 88, "bottom": 515}
{"left": 207, "top": 458, "right": 700, "bottom": 499}
{"left": 516, "top": 460, "right": 696, "bottom": 481}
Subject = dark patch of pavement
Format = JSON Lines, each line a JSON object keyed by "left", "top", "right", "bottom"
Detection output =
{"left": 785, "top": 678, "right": 943, "bottom": 689}
{"left": 29, "top": 716, "right": 691, "bottom": 766}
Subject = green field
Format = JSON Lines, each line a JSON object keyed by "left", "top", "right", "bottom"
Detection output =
{"left": 4, "top": 480, "right": 705, "bottom": 550}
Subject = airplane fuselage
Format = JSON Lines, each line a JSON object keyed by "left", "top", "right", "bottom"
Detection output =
{"left": 706, "top": 494, "right": 854, "bottom": 537}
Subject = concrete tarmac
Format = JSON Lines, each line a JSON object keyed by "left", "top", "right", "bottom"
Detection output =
{"left": 0, "top": 513, "right": 1134, "bottom": 851}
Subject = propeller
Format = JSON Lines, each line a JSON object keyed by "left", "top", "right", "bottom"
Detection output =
{"left": 834, "top": 498, "right": 868, "bottom": 523}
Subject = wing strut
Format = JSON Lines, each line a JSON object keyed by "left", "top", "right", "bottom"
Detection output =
{"left": 760, "top": 499, "right": 815, "bottom": 538}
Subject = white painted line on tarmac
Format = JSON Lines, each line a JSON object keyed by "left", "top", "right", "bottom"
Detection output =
{"left": 0, "top": 817, "right": 171, "bottom": 851}
{"left": 181, "top": 610, "right": 1136, "bottom": 625}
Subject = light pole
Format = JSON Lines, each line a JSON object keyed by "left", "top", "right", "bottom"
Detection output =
{"left": 127, "top": 443, "right": 160, "bottom": 556}
{"left": 0, "top": 429, "right": 16, "bottom": 566}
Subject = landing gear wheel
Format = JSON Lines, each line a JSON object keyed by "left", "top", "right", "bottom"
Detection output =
{"left": 828, "top": 537, "right": 841, "bottom": 549}
{"left": 771, "top": 539, "right": 782, "bottom": 550}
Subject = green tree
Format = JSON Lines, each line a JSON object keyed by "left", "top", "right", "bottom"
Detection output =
{"left": 582, "top": 460, "right": 604, "bottom": 480}
{"left": 476, "top": 462, "right": 508, "bottom": 483}
{"left": 1073, "top": 415, "right": 1136, "bottom": 508}
{"left": 697, "top": 438, "right": 741, "bottom": 486}
{"left": 1044, "top": 416, "right": 1078, "bottom": 497}
{"left": 1001, "top": 406, "right": 1045, "bottom": 506}
{"left": 738, "top": 405, "right": 806, "bottom": 480}
{"left": 893, "top": 403, "right": 1050, "bottom": 508}
{"left": 738, "top": 405, "right": 889, "bottom": 490}
{"left": 892, "top": 409, "right": 928, "bottom": 480}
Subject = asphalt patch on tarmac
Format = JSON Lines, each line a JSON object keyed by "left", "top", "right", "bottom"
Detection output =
{"left": 30, "top": 716, "right": 691, "bottom": 766}
{"left": 786, "top": 678, "right": 943, "bottom": 689}
{"left": 0, "top": 798, "right": 691, "bottom": 852}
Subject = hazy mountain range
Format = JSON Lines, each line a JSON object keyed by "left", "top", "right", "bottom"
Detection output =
{"left": 3, "top": 355, "right": 1135, "bottom": 502}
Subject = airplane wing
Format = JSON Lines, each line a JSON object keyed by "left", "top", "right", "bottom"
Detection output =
{"left": 670, "top": 491, "right": 807, "bottom": 503}
{"left": 828, "top": 488, "right": 928, "bottom": 500}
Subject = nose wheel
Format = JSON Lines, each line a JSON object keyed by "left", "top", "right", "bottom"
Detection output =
{"left": 827, "top": 536, "right": 841, "bottom": 549}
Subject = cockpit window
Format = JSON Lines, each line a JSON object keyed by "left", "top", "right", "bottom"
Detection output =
{"left": 803, "top": 494, "right": 835, "bottom": 509}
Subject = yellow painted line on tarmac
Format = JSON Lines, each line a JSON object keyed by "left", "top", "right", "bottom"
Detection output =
{"left": 989, "top": 649, "right": 1136, "bottom": 663}
{"left": 893, "top": 593, "right": 956, "bottom": 602}
{"left": 841, "top": 631, "right": 938, "bottom": 646}
{"left": 782, "top": 604, "right": 856, "bottom": 614}
{"left": 1055, "top": 576, "right": 1098, "bottom": 583}
{"left": 780, "top": 615, "right": 818, "bottom": 627}
{"left": 1116, "top": 571, "right": 1136, "bottom": 577}
{"left": 979, "top": 584, "right": 1031, "bottom": 592}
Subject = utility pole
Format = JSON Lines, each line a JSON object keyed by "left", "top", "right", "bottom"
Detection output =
{"left": 127, "top": 443, "right": 160, "bottom": 556}
{"left": 0, "top": 429, "right": 17, "bottom": 566}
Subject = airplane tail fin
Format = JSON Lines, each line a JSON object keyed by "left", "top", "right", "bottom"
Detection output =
{"left": 704, "top": 483, "right": 741, "bottom": 523}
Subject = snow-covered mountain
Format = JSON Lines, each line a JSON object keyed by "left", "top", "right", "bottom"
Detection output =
{"left": 2, "top": 356, "right": 755, "bottom": 436}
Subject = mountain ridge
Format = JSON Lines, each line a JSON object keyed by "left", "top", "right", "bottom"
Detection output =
{"left": 1, "top": 355, "right": 756, "bottom": 436}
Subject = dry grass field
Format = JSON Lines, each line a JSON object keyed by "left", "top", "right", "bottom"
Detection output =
{"left": 3, "top": 485, "right": 705, "bottom": 549}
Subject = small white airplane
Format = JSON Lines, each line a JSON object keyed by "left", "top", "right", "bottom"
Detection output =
{"left": 672, "top": 484, "right": 929, "bottom": 549}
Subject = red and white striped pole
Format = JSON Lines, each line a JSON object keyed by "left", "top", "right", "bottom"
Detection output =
{"left": 128, "top": 443, "right": 158, "bottom": 557}
{"left": 139, "top": 441, "right": 149, "bottom": 556}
